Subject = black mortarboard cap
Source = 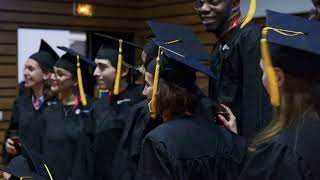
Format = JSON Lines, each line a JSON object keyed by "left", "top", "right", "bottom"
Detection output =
{"left": 151, "top": 38, "right": 215, "bottom": 79}
{"left": 0, "top": 142, "right": 53, "bottom": 180}
{"left": 265, "top": 10, "right": 320, "bottom": 80}
{"left": 29, "top": 39, "right": 59, "bottom": 70}
{"left": 55, "top": 46, "right": 94, "bottom": 76}
{"left": 147, "top": 21, "right": 210, "bottom": 61}
{"left": 142, "top": 40, "right": 158, "bottom": 67}
{"left": 260, "top": 10, "right": 320, "bottom": 107}
{"left": 95, "top": 33, "right": 142, "bottom": 67}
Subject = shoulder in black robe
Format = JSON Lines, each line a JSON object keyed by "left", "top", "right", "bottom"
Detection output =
{"left": 2, "top": 94, "right": 47, "bottom": 164}
{"left": 92, "top": 84, "right": 145, "bottom": 180}
{"left": 41, "top": 96, "right": 94, "bottom": 180}
{"left": 240, "top": 118, "right": 320, "bottom": 180}
{"left": 209, "top": 22, "right": 272, "bottom": 138}
{"left": 136, "top": 116, "right": 247, "bottom": 180}
{"left": 111, "top": 99, "right": 161, "bottom": 180}
{"left": 112, "top": 86, "right": 217, "bottom": 180}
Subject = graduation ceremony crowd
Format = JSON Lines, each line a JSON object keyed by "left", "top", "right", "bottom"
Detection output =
{"left": 2, "top": 0, "right": 320, "bottom": 179}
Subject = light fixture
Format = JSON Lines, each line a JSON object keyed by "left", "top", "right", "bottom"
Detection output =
{"left": 73, "top": 3, "right": 94, "bottom": 17}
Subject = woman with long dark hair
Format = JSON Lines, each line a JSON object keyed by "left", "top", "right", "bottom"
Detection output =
{"left": 3, "top": 40, "right": 59, "bottom": 165}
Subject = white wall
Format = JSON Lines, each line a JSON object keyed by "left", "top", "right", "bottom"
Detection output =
{"left": 17, "top": 28, "right": 86, "bottom": 83}
{"left": 241, "top": 0, "right": 314, "bottom": 17}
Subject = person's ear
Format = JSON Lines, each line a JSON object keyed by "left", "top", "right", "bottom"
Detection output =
{"left": 121, "top": 66, "right": 129, "bottom": 78}
{"left": 274, "top": 67, "right": 285, "bottom": 88}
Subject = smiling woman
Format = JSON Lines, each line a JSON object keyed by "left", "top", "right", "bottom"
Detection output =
{"left": 40, "top": 47, "right": 95, "bottom": 180}
{"left": 3, "top": 40, "right": 59, "bottom": 167}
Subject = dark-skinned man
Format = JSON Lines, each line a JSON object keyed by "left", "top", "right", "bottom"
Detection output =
{"left": 195, "top": 0, "right": 272, "bottom": 138}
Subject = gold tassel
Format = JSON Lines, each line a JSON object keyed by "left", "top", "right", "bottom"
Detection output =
{"left": 149, "top": 47, "right": 162, "bottom": 119}
{"left": 260, "top": 27, "right": 304, "bottom": 107}
{"left": 260, "top": 29, "right": 279, "bottom": 107}
{"left": 114, "top": 39, "right": 123, "bottom": 95}
{"left": 44, "top": 163, "right": 54, "bottom": 180}
{"left": 77, "top": 55, "right": 87, "bottom": 106}
{"left": 241, "top": 0, "right": 256, "bottom": 29}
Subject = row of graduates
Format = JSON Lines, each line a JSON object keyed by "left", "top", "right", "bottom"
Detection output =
{"left": 2, "top": 10, "right": 320, "bottom": 180}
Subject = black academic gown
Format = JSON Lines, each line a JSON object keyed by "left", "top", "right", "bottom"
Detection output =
{"left": 136, "top": 116, "right": 247, "bottom": 180}
{"left": 2, "top": 94, "right": 47, "bottom": 164}
{"left": 239, "top": 118, "right": 320, "bottom": 180}
{"left": 92, "top": 85, "right": 145, "bottom": 180}
{"left": 112, "top": 86, "right": 217, "bottom": 180}
{"left": 41, "top": 97, "right": 94, "bottom": 180}
{"left": 209, "top": 22, "right": 272, "bottom": 138}
{"left": 111, "top": 99, "right": 162, "bottom": 180}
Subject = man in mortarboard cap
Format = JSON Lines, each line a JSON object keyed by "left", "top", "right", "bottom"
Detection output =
{"left": 136, "top": 38, "right": 246, "bottom": 180}
{"left": 239, "top": 10, "right": 320, "bottom": 180}
{"left": 195, "top": 0, "right": 272, "bottom": 138}
{"left": 3, "top": 40, "right": 59, "bottom": 165}
{"left": 91, "top": 35, "right": 145, "bottom": 180}
{"left": 2, "top": 141, "right": 53, "bottom": 180}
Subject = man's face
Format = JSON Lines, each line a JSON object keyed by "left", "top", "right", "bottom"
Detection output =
{"left": 94, "top": 59, "right": 116, "bottom": 90}
{"left": 195, "top": 0, "right": 233, "bottom": 32}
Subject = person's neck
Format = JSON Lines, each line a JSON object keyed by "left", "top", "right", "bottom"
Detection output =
{"left": 61, "top": 88, "right": 79, "bottom": 106}
{"left": 116, "top": 79, "right": 129, "bottom": 95}
{"left": 216, "top": 12, "right": 241, "bottom": 40}
{"left": 32, "top": 83, "right": 44, "bottom": 100}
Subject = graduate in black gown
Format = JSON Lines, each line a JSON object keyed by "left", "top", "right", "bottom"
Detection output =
{"left": 110, "top": 39, "right": 161, "bottom": 180}
{"left": 3, "top": 40, "right": 59, "bottom": 164}
{"left": 112, "top": 22, "right": 221, "bottom": 180}
{"left": 136, "top": 38, "right": 247, "bottom": 180}
{"left": 237, "top": 10, "right": 320, "bottom": 180}
{"left": 40, "top": 47, "right": 95, "bottom": 180}
{"left": 91, "top": 35, "right": 145, "bottom": 180}
{"left": 195, "top": 0, "right": 272, "bottom": 138}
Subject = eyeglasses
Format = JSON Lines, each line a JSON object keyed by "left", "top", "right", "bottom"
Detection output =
{"left": 194, "top": 0, "right": 224, "bottom": 10}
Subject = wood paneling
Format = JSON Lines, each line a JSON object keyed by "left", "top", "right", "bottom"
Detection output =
{"left": 0, "top": 65, "right": 17, "bottom": 77}
{"left": 0, "top": 56, "right": 16, "bottom": 64}
{"left": 0, "top": 89, "right": 17, "bottom": 97}
{"left": 0, "top": 97, "right": 15, "bottom": 110}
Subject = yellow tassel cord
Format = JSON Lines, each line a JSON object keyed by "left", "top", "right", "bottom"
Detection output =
{"left": 149, "top": 47, "right": 162, "bottom": 119}
{"left": 19, "top": 177, "right": 32, "bottom": 179}
{"left": 164, "top": 39, "right": 181, "bottom": 45}
{"left": 77, "top": 55, "right": 87, "bottom": 106}
{"left": 114, "top": 39, "right": 123, "bottom": 95}
{"left": 44, "top": 163, "right": 54, "bottom": 180}
{"left": 240, "top": 0, "right": 256, "bottom": 29}
{"left": 260, "top": 27, "right": 304, "bottom": 107}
